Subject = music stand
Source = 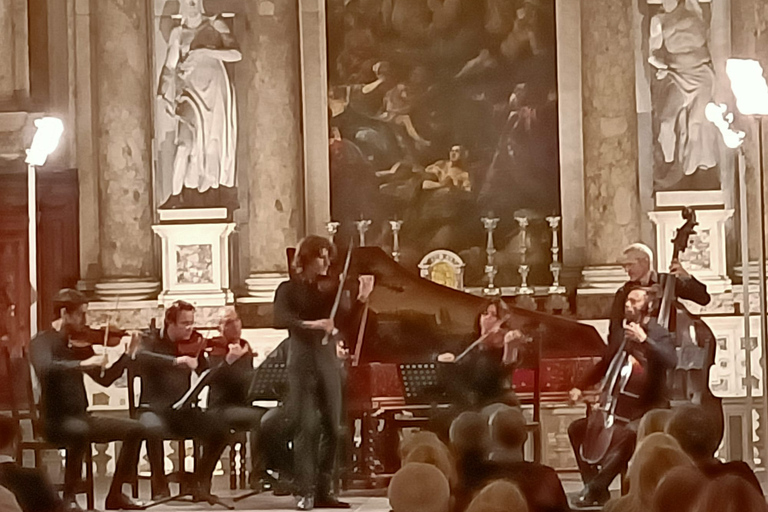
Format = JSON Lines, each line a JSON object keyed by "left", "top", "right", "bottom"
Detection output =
{"left": 247, "top": 362, "right": 289, "bottom": 401}
{"left": 398, "top": 363, "right": 446, "bottom": 404}
{"left": 232, "top": 363, "right": 290, "bottom": 503}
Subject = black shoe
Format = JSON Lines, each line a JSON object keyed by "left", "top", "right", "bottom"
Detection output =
{"left": 105, "top": 492, "right": 146, "bottom": 510}
{"left": 297, "top": 495, "right": 314, "bottom": 511}
{"left": 570, "top": 487, "right": 610, "bottom": 508}
{"left": 314, "top": 495, "right": 351, "bottom": 509}
{"left": 62, "top": 497, "right": 84, "bottom": 512}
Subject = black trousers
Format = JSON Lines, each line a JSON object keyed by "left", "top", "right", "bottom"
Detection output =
{"left": 567, "top": 417, "right": 636, "bottom": 494}
{"left": 45, "top": 414, "right": 145, "bottom": 498}
{"left": 213, "top": 406, "right": 266, "bottom": 478}
{"left": 138, "top": 408, "right": 229, "bottom": 493}
{"left": 286, "top": 343, "right": 343, "bottom": 497}
{"left": 259, "top": 406, "right": 293, "bottom": 479}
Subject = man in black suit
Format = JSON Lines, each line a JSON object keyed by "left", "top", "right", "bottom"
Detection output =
{"left": 0, "top": 417, "right": 62, "bottom": 512}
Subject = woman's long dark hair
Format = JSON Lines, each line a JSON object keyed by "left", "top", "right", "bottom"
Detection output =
{"left": 291, "top": 235, "right": 337, "bottom": 279}
{"left": 474, "top": 298, "right": 511, "bottom": 337}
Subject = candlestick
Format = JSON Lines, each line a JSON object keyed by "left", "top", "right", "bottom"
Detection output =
{"left": 546, "top": 216, "right": 565, "bottom": 293}
{"left": 481, "top": 216, "right": 501, "bottom": 296}
{"left": 355, "top": 219, "right": 372, "bottom": 247}
{"left": 515, "top": 216, "right": 533, "bottom": 294}
{"left": 389, "top": 220, "right": 403, "bottom": 262}
{"left": 326, "top": 221, "right": 340, "bottom": 245}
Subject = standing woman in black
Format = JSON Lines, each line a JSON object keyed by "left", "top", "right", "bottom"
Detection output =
{"left": 273, "top": 236, "right": 373, "bottom": 511}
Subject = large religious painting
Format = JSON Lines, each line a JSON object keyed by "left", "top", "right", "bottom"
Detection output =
{"left": 327, "top": 0, "right": 561, "bottom": 286}
{"left": 153, "top": 0, "right": 241, "bottom": 211}
{"left": 645, "top": 0, "right": 720, "bottom": 192}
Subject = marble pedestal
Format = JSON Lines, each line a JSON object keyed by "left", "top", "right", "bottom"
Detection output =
{"left": 153, "top": 209, "right": 235, "bottom": 307}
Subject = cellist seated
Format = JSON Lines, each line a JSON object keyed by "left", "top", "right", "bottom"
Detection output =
{"left": 567, "top": 285, "right": 676, "bottom": 508}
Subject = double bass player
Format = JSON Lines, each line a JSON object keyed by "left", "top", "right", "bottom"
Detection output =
{"left": 568, "top": 243, "right": 709, "bottom": 508}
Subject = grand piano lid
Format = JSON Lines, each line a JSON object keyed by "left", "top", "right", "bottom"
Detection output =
{"left": 349, "top": 247, "right": 606, "bottom": 361}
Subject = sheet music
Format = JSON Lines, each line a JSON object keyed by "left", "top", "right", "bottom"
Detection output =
{"left": 173, "top": 368, "right": 212, "bottom": 410}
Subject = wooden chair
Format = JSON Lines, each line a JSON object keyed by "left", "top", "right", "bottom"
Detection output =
{"left": 1, "top": 347, "right": 96, "bottom": 509}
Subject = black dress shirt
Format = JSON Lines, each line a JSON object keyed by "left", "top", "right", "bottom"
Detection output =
{"left": 29, "top": 329, "right": 129, "bottom": 425}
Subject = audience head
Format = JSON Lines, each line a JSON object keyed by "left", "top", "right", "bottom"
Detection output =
{"left": 450, "top": 411, "right": 490, "bottom": 456}
{"left": 399, "top": 430, "right": 444, "bottom": 460}
{"left": 219, "top": 308, "right": 242, "bottom": 343}
{"left": 488, "top": 406, "right": 526, "bottom": 462}
{"left": 52, "top": 288, "right": 88, "bottom": 333}
{"left": 652, "top": 466, "right": 707, "bottom": 512}
{"left": 0, "top": 417, "right": 20, "bottom": 456}
{"left": 465, "top": 480, "right": 528, "bottom": 512}
{"left": 638, "top": 409, "right": 674, "bottom": 442}
{"left": 628, "top": 433, "right": 692, "bottom": 507}
{"left": 666, "top": 405, "right": 723, "bottom": 461}
{"left": 403, "top": 442, "right": 457, "bottom": 488}
{"left": 693, "top": 474, "right": 768, "bottom": 512}
{"left": 388, "top": 463, "right": 450, "bottom": 512}
{"left": 164, "top": 300, "right": 196, "bottom": 343}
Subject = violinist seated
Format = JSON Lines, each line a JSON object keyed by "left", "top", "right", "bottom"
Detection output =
{"left": 437, "top": 298, "right": 526, "bottom": 409}
{"left": 28, "top": 289, "right": 151, "bottom": 511}
{"left": 568, "top": 285, "right": 677, "bottom": 509}
{"left": 133, "top": 300, "right": 230, "bottom": 503}
{"left": 204, "top": 309, "right": 267, "bottom": 489}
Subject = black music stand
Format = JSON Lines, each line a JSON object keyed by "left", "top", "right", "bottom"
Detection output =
{"left": 247, "top": 362, "right": 289, "bottom": 402}
{"left": 398, "top": 363, "right": 447, "bottom": 404}
{"left": 231, "top": 363, "right": 290, "bottom": 503}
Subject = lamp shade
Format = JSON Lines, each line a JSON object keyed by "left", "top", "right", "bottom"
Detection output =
{"left": 726, "top": 59, "right": 768, "bottom": 116}
{"left": 25, "top": 117, "right": 64, "bottom": 166}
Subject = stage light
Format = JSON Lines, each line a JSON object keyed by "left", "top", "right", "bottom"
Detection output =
{"left": 705, "top": 102, "right": 745, "bottom": 149}
{"left": 25, "top": 116, "right": 64, "bottom": 166}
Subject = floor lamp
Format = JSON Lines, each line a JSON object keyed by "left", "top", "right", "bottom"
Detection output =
{"left": 25, "top": 117, "right": 64, "bottom": 338}
{"left": 725, "top": 58, "right": 768, "bottom": 466}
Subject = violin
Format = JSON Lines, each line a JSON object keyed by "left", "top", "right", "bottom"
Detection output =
{"left": 68, "top": 326, "right": 127, "bottom": 349}
{"left": 175, "top": 330, "right": 207, "bottom": 358}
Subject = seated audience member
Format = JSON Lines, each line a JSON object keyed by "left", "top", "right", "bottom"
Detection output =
{"left": 666, "top": 404, "right": 762, "bottom": 493}
{"left": 388, "top": 463, "right": 450, "bottom": 512}
{"left": 485, "top": 408, "right": 569, "bottom": 512}
{"left": 403, "top": 442, "right": 457, "bottom": 490}
{"left": 0, "top": 418, "right": 62, "bottom": 512}
{"left": 465, "top": 480, "right": 529, "bottom": 512}
{"left": 652, "top": 466, "right": 708, "bottom": 512}
{"left": 0, "top": 486, "right": 22, "bottom": 512}
{"left": 692, "top": 474, "right": 768, "bottom": 512}
{"left": 399, "top": 430, "right": 448, "bottom": 461}
{"left": 637, "top": 408, "right": 673, "bottom": 442}
{"left": 603, "top": 433, "right": 692, "bottom": 512}
{"left": 450, "top": 411, "right": 492, "bottom": 484}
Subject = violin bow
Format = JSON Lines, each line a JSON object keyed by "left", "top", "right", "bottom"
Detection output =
{"left": 99, "top": 294, "right": 120, "bottom": 378}
{"left": 454, "top": 314, "right": 511, "bottom": 363}
{"left": 322, "top": 237, "right": 354, "bottom": 346}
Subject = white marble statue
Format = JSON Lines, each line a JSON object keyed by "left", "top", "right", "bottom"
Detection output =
{"left": 157, "top": 0, "right": 241, "bottom": 208}
{"left": 649, "top": 0, "right": 717, "bottom": 189}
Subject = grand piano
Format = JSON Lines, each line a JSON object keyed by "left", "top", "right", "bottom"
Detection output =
{"left": 326, "top": 247, "right": 606, "bottom": 483}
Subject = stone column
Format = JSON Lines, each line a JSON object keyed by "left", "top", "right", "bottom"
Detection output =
{"left": 92, "top": 0, "right": 159, "bottom": 301}
{"left": 578, "top": 0, "right": 641, "bottom": 295}
{"left": 0, "top": 0, "right": 14, "bottom": 102}
{"left": 242, "top": 0, "right": 305, "bottom": 302}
